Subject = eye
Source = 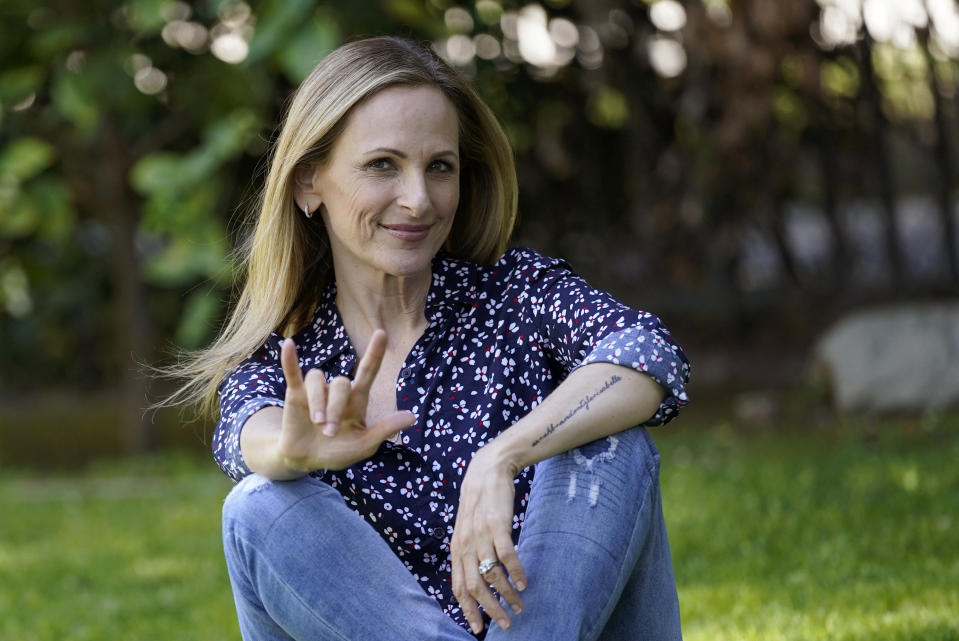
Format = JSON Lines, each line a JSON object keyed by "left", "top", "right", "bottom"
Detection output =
{"left": 366, "top": 158, "right": 394, "bottom": 171}
{"left": 428, "top": 159, "right": 456, "bottom": 173}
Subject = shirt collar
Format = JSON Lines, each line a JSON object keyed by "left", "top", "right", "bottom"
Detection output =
{"left": 297, "top": 253, "right": 480, "bottom": 373}
{"left": 294, "top": 283, "right": 353, "bottom": 375}
{"left": 426, "top": 252, "right": 478, "bottom": 320}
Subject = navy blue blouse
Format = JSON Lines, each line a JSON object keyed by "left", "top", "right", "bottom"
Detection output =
{"left": 213, "top": 247, "right": 689, "bottom": 632}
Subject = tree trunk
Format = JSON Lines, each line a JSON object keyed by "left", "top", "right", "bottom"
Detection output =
{"left": 816, "top": 125, "right": 848, "bottom": 288}
{"left": 917, "top": 15, "right": 959, "bottom": 287}
{"left": 858, "top": 30, "right": 904, "bottom": 289}
{"left": 97, "top": 117, "right": 153, "bottom": 453}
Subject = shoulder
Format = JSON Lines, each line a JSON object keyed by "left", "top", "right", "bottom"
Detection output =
{"left": 436, "top": 246, "right": 568, "bottom": 273}
{"left": 433, "top": 247, "right": 578, "bottom": 302}
{"left": 484, "top": 247, "right": 574, "bottom": 287}
{"left": 495, "top": 246, "right": 568, "bottom": 271}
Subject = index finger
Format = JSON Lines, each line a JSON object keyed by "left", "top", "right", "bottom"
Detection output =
{"left": 352, "top": 329, "right": 387, "bottom": 392}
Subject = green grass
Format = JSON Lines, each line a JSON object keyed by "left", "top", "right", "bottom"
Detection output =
{"left": 0, "top": 455, "right": 237, "bottom": 641}
{"left": 1, "top": 412, "right": 957, "bottom": 640}
{"left": 660, "top": 410, "right": 959, "bottom": 641}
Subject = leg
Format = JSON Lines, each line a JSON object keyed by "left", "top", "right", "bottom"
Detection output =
{"left": 222, "top": 474, "right": 472, "bottom": 641}
{"left": 486, "top": 427, "right": 681, "bottom": 641}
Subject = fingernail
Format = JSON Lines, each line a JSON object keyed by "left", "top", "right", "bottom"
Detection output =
{"left": 511, "top": 603, "right": 523, "bottom": 614}
{"left": 313, "top": 411, "right": 324, "bottom": 424}
{"left": 517, "top": 580, "right": 526, "bottom": 591}
{"left": 471, "top": 623, "right": 482, "bottom": 634}
{"left": 499, "top": 619, "right": 510, "bottom": 630}
{"left": 323, "top": 424, "right": 337, "bottom": 436}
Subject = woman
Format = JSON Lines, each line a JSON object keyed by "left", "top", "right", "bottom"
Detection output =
{"left": 186, "top": 36, "right": 689, "bottom": 639}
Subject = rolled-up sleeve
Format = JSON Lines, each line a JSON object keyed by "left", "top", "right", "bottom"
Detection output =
{"left": 213, "top": 333, "right": 286, "bottom": 482}
{"left": 578, "top": 325, "right": 689, "bottom": 425}
{"left": 517, "top": 249, "right": 690, "bottom": 426}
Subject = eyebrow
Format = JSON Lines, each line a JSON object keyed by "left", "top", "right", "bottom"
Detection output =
{"left": 365, "top": 147, "right": 458, "bottom": 158}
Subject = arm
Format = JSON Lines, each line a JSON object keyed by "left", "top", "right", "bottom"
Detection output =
{"left": 482, "top": 362, "right": 664, "bottom": 476}
{"left": 450, "top": 363, "right": 665, "bottom": 634}
{"left": 450, "top": 250, "right": 689, "bottom": 633}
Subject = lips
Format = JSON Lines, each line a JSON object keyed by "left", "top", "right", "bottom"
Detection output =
{"left": 380, "top": 223, "right": 432, "bottom": 241}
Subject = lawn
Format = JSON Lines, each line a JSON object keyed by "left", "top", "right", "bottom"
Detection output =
{"left": 1, "top": 410, "right": 957, "bottom": 640}
{"left": 662, "top": 409, "right": 959, "bottom": 641}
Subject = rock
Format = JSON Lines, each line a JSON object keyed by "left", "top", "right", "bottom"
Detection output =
{"left": 812, "top": 304, "right": 959, "bottom": 413}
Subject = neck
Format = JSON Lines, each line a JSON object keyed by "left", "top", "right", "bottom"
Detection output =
{"left": 333, "top": 264, "right": 432, "bottom": 353}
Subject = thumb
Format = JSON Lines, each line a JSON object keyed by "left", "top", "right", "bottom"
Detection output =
{"left": 371, "top": 411, "right": 416, "bottom": 442}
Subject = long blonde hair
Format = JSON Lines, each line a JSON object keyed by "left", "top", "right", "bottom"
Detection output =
{"left": 162, "top": 37, "right": 518, "bottom": 416}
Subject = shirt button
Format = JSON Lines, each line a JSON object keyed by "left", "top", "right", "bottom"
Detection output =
{"left": 430, "top": 527, "right": 446, "bottom": 540}
{"left": 400, "top": 367, "right": 413, "bottom": 378}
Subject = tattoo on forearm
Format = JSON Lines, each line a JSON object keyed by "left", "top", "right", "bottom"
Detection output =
{"left": 531, "top": 374, "right": 623, "bottom": 447}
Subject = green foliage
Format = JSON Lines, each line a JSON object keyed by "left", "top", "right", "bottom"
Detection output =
{"left": 0, "top": 65, "right": 45, "bottom": 103}
{"left": 586, "top": 87, "right": 629, "bottom": 129}
{"left": 274, "top": 12, "right": 342, "bottom": 83}
{"left": 175, "top": 289, "right": 224, "bottom": 349}
{"left": 0, "top": 137, "right": 54, "bottom": 180}
{"left": 0, "top": 0, "right": 449, "bottom": 393}
{"left": 246, "top": 0, "right": 321, "bottom": 71}
{"left": 2, "top": 0, "right": 957, "bottom": 402}
{"left": 0, "top": 138, "right": 65, "bottom": 240}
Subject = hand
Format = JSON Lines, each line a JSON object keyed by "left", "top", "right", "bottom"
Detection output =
{"left": 450, "top": 444, "right": 527, "bottom": 634}
{"left": 276, "top": 329, "right": 415, "bottom": 472}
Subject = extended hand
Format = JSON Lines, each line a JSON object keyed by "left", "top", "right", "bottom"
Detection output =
{"left": 276, "top": 329, "right": 415, "bottom": 471}
{"left": 450, "top": 445, "right": 527, "bottom": 634}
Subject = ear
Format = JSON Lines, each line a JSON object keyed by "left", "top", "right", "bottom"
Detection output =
{"left": 293, "top": 163, "right": 322, "bottom": 213}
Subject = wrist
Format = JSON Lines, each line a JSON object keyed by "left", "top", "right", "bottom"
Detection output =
{"left": 484, "top": 430, "right": 530, "bottom": 478}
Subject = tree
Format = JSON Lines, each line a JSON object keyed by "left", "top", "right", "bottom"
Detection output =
{"left": 2, "top": 0, "right": 957, "bottom": 453}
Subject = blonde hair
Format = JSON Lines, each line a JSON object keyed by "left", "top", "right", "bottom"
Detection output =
{"left": 161, "top": 36, "right": 517, "bottom": 416}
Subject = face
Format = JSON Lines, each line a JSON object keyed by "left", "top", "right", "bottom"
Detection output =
{"left": 305, "top": 85, "right": 460, "bottom": 287}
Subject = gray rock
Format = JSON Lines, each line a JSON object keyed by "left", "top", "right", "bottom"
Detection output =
{"left": 813, "top": 305, "right": 959, "bottom": 412}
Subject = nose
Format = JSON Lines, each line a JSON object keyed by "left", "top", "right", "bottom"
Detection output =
{"left": 396, "top": 171, "right": 430, "bottom": 217}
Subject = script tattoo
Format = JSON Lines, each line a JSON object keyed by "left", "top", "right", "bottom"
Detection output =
{"left": 531, "top": 374, "right": 623, "bottom": 447}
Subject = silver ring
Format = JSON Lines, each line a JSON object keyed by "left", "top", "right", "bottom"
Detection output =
{"left": 477, "top": 558, "right": 499, "bottom": 576}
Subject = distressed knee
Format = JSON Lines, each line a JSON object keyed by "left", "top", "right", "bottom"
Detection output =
{"left": 556, "top": 427, "right": 658, "bottom": 509}
{"left": 221, "top": 474, "right": 280, "bottom": 542}
{"left": 222, "top": 473, "right": 345, "bottom": 539}
{"left": 566, "top": 435, "right": 620, "bottom": 506}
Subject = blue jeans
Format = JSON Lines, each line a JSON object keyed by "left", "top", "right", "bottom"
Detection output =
{"left": 221, "top": 427, "right": 682, "bottom": 640}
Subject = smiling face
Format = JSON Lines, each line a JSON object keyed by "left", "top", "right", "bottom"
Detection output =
{"left": 306, "top": 85, "right": 460, "bottom": 290}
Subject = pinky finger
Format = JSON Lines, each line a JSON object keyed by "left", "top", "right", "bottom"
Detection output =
{"left": 452, "top": 562, "right": 484, "bottom": 635}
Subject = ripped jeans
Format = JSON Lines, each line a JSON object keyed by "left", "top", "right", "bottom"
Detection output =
{"left": 221, "top": 427, "right": 682, "bottom": 641}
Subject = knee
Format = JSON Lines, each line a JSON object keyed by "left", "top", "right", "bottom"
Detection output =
{"left": 531, "top": 427, "right": 660, "bottom": 514}
{"left": 221, "top": 473, "right": 337, "bottom": 542}
{"left": 222, "top": 474, "right": 278, "bottom": 544}
{"left": 615, "top": 425, "right": 660, "bottom": 475}
{"left": 223, "top": 473, "right": 274, "bottom": 518}
{"left": 543, "top": 426, "right": 659, "bottom": 479}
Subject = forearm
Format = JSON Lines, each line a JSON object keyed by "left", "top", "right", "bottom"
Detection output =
{"left": 485, "top": 363, "right": 666, "bottom": 476}
{"left": 239, "top": 406, "right": 307, "bottom": 480}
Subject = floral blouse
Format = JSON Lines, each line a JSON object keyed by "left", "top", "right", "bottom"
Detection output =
{"left": 213, "top": 247, "right": 690, "bottom": 633}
